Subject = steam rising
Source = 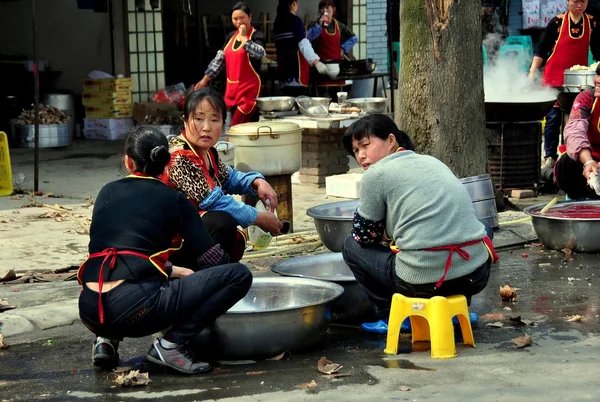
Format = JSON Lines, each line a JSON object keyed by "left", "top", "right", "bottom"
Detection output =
{"left": 483, "top": 34, "right": 558, "bottom": 103}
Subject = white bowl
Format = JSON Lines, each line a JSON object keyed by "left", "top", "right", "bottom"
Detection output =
{"left": 326, "top": 64, "right": 340, "bottom": 79}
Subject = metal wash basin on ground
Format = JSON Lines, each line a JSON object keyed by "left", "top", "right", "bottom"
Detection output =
{"left": 271, "top": 253, "right": 375, "bottom": 322}
{"left": 190, "top": 277, "right": 344, "bottom": 360}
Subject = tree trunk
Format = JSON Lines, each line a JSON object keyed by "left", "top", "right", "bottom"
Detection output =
{"left": 396, "top": 0, "right": 487, "bottom": 178}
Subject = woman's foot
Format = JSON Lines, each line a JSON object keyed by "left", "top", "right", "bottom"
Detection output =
{"left": 146, "top": 338, "right": 213, "bottom": 375}
{"left": 92, "top": 337, "right": 119, "bottom": 369}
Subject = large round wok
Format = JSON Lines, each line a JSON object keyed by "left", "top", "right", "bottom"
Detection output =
{"left": 484, "top": 99, "right": 556, "bottom": 122}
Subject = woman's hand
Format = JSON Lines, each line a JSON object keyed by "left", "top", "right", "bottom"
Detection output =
{"left": 583, "top": 159, "right": 598, "bottom": 180}
{"left": 255, "top": 211, "right": 283, "bottom": 235}
{"left": 253, "top": 179, "right": 278, "bottom": 211}
{"left": 236, "top": 25, "right": 248, "bottom": 44}
{"left": 194, "top": 76, "right": 210, "bottom": 91}
{"left": 170, "top": 266, "right": 194, "bottom": 278}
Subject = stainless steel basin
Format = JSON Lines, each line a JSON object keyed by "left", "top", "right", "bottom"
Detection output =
{"left": 255, "top": 96, "right": 296, "bottom": 112}
{"left": 191, "top": 277, "right": 344, "bottom": 359}
{"left": 523, "top": 200, "right": 600, "bottom": 253}
{"left": 306, "top": 200, "right": 358, "bottom": 252}
{"left": 272, "top": 253, "right": 374, "bottom": 322}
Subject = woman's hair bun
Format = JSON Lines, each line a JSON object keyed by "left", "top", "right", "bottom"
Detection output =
{"left": 149, "top": 145, "right": 170, "bottom": 164}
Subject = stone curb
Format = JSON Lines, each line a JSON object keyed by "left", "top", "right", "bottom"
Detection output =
{"left": 1, "top": 299, "right": 79, "bottom": 338}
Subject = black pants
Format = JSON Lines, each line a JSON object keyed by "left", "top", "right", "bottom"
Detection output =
{"left": 170, "top": 211, "right": 244, "bottom": 268}
{"left": 341, "top": 224, "right": 493, "bottom": 318}
{"left": 79, "top": 263, "right": 252, "bottom": 344}
{"left": 554, "top": 153, "right": 600, "bottom": 200}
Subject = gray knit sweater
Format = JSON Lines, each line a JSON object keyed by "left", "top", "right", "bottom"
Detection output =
{"left": 357, "top": 151, "right": 489, "bottom": 284}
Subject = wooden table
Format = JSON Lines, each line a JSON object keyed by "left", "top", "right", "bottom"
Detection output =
{"left": 310, "top": 71, "right": 390, "bottom": 99}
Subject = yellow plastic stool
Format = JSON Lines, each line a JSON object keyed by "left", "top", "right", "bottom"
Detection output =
{"left": 384, "top": 294, "right": 475, "bottom": 359}
{"left": 0, "top": 132, "right": 13, "bottom": 197}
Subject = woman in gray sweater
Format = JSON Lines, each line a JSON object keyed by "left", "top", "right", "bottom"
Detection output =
{"left": 341, "top": 114, "right": 498, "bottom": 334}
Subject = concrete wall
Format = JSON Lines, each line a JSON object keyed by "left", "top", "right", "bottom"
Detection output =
{"left": 366, "top": 0, "right": 388, "bottom": 72}
{"left": 0, "top": 0, "right": 112, "bottom": 94}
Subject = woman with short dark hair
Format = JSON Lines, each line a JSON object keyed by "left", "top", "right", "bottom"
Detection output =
{"left": 341, "top": 114, "right": 498, "bottom": 334}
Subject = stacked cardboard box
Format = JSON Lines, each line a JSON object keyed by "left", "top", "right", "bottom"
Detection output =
{"left": 82, "top": 118, "right": 135, "bottom": 141}
{"left": 82, "top": 77, "right": 135, "bottom": 140}
{"left": 82, "top": 77, "right": 134, "bottom": 118}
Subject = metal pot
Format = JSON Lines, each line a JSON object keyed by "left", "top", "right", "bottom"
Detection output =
{"left": 190, "top": 277, "right": 344, "bottom": 359}
{"left": 227, "top": 121, "right": 302, "bottom": 175}
{"left": 215, "top": 141, "right": 236, "bottom": 166}
{"left": 346, "top": 97, "right": 387, "bottom": 114}
{"left": 459, "top": 174, "right": 498, "bottom": 229}
{"left": 271, "top": 253, "right": 374, "bottom": 322}
{"left": 306, "top": 200, "right": 358, "bottom": 252}
{"left": 523, "top": 200, "right": 600, "bottom": 253}
{"left": 484, "top": 99, "right": 556, "bottom": 122}
{"left": 42, "top": 93, "right": 75, "bottom": 139}
{"left": 564, "top": 70, "right": 596, "bottom": 88}
{"left": 15, "top": 124, "right": 71, "bottom": 148}
{"left": 255, "top": 96, "right": 296, "bottom": 112}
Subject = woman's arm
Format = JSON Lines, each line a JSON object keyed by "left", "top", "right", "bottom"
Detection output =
{"left": 338, "top": 21, "right": 358, "bottom": 54}
{"left": 169, "top": 155, "right": 259, "bottom": 227}
{"left": 221, "top": 164, "right": 265, "bottom": 195}
{"left": 244, "top": 29, "right": 266, "bottom": 60}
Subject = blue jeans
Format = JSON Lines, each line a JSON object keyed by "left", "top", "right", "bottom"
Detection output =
{"left": 544, "top": 106, "right": 561, "bottom": 159}
{"left": 341, "top": 223, "right": 493, "bottom": 318}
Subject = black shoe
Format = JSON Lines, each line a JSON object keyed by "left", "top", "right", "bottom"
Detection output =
{"left": 92, "top": 337, "right": 119, "bottom": 369}
{"left": 146, "top": 339, "right": 213, "bottom": 375}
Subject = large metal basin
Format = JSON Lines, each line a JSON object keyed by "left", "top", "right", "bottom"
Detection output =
{"left": 255, "top": 96, "right": 296, "bottom": 112}
{"left": 271, "top": 253, "right": 374, "bottom": 322}
{"left": 306, "top": 200, "right": 358, "bottom": 252}
{"left": 346, "top": 97, "right": 387, "bottom": 114}
{"left": 191, "top": 277, "right": 343, "bottom": 359}
{"left": 523, "top": 200, "right": 600, "bottom": 253}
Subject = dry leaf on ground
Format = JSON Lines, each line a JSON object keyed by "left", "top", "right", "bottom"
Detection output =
{"left": 317, "top": 356, "right": 343, "bottom": 374}
{"left": 0, "top": 299, "right": 17, "bottom": 312}
{"left": 324, "top": 373, "right": 351, "bottom": 379}
{"left": 21, "top": 202, "right": 43, "bottom": 208}
{"left": 567, "top": 315, "right": 584, "bottom": 322}
{"left": 500, "top": 285, "right": 519, "bottom": 302}
{"left": 0, "top": 270, "right": 17, "bottom": 283}
{"left": 295, "top": 380, "right": 317, "bottom": 389}
{"left": 486, "top": 321, "right": 504, "bottom": 328}
{"left": 481, "top": 313, "right": 504, "bottom": 321}
{"left": 399, "top": 386, "right": 412, "bottom": 391}
{"left": 85, "top": 196, "right": 95, "bottom": 205}
{"left": 267, "top": 351, "right": 291, "bottom": 361}
{"left": 112, "top": 370, "right": 151, "bottom": 387}
{"left": 0, "top": 334, "right": 8, "bottom": 349}
{"left": 512, "top": 334, "right": 533, "bottom": 348}
{"left": 113, "top": 366, "right": 133, "bottom": 374}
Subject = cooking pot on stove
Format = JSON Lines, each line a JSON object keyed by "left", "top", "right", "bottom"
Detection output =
{"left": 564, "top": 70, "right": 596, "bottom": 88}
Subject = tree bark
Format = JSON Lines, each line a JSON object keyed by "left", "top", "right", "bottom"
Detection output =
{"left": 396, "top": 0, "right": 487, "bottom": 178}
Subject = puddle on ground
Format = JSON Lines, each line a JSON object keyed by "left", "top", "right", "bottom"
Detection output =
{"left": 382, "top": 358, "right": 436, "bottom": 371}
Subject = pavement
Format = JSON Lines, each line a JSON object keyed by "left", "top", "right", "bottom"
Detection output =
{"left": 2, "top": 140, "right": 597, "bottom": 401}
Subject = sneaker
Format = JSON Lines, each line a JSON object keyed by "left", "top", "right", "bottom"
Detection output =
{"left": 92, "top": 337, "right": 119, "bottom": 369}
{"left": 146, "top": 339, "right": 212, "bottom": 375}
{"left": 541, "top": 156, "right": 556, "bottom": 170}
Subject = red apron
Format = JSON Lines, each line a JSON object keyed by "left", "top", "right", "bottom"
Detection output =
{"left": 314, "top": 19, "right": 345, "bottom": 86}
{"left": 542, "top": 11, "right": 591, "bottom": 87}
{"left": 224, "top": 27, "right": 262, "bottom": 126}
{"left": 588, "top": 98, "right": 600, "bottom": 160}
{"left": 77, "top": 248, "right": 171, "bottom": 323}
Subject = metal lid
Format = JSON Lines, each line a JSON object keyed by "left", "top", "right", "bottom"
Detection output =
{"left": 227, "top": 121, "right": 301, "bottom": 135}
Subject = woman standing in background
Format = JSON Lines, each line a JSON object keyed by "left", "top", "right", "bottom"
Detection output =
{"left": 273, "top": 0, "right": 328, "bottom": 96}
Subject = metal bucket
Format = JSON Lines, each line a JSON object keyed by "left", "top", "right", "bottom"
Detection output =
{"left": 42, "top": 94, "right": 75, "bottom": 140}
{"left": 155, "top": 124, "right": 180, "bottom": 137}
{"left": 459, "top": 174, "right": 498, "bottom": 229}
{"left": 215, "top": 141, "right": 236, "bottom": 166}
{"left": 15, "top": 124, "right": 71, "bottom": 148}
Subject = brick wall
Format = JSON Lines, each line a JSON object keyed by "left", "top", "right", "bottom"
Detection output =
{"left": 300, "top": 128, "right": 350, "bottom": 186}
{"left": 366, "top": 0, "right": 389, "bottom": 72}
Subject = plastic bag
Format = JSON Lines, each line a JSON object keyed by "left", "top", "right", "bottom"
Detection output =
{"left": 152, "top": 83, "right": 187, "bottom": 109}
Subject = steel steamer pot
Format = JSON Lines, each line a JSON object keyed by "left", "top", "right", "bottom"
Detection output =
{"left": 563, "top": 69, "right": 596, "bottom": 89}
{"left": 226, "top": 121, "right": 302, "bottom": 176}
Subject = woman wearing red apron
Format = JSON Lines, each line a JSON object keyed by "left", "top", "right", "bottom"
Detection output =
{"left": 339, "top": 114, "right": 498, "bottom": 335}
{"left": 307, "top": 0, "right": 358, "bottom": 99}
{"left": 528, "top": 0, "right": 600, "bottom": 171}
{"left": 273, "top": 0, "right": 329, "bottom": 97}
{"left": 555, "top": 66, "right": 600, "bottom": 199}
{"left": 195, "top": 2, "right": 264, "bottom": 126}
